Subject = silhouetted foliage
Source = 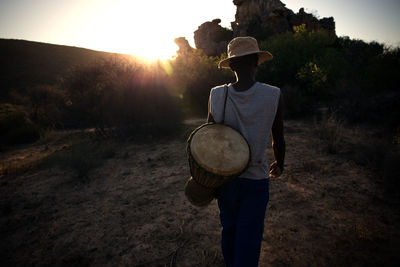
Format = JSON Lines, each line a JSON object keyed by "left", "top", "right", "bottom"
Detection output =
{"left": 1, "top": 33, "right": 399, "bottom": 145}
{"left": 0, "top": 103, "right": 40, "bottom": 146}
{"left": 252, "top": 25, "right": 400, "bottom": 125}
{"left": 63, "top": 58, "right": 182, "bottom": 136}
{"left": 0, "top": 39, "right": 114, "bottom": 102}
{"left": 10, "top": 85, "right": 66, "bottom": 128}
{"left": 213, "top": 27, "right": 234, "bottom": 44}
{"left": 169, "top": 50, "right": 234, "bottom": 117}
{"left": 247, "top": 16, "right": 274, "bottom": 41}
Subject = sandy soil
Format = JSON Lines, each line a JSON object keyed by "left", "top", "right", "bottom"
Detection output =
{"left": 0, "top": 120, "right": 399, "bottom": 266}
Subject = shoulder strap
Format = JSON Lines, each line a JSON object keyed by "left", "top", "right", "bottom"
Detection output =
{"left": 221, "top": 85, "right": 229, "bottom": 124}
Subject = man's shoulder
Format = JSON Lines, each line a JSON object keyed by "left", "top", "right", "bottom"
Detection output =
{"left": 210, "top": 84, "right": 228, "bottom": 95}
{"left": 256, "top": 82, "right": 281, "bottom": 95}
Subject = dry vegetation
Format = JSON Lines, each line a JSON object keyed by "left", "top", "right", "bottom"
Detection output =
{"left": 0, "top": 119, "right": 399, "bottom": 267}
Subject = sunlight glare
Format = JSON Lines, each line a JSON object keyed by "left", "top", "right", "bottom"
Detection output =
{"left": 81, "top": 0, "right": 180, "bottom": 61}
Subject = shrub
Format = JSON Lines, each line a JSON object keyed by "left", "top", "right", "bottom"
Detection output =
{"left": 0, "top": 103, "right": 40, "bottom": 146}
{"left": 25, "top": 85, "right": 66, "bottom": 127}
{"left": 63, "top": 58, "right": 183, "bottom": 136}
{"left": 316, "top": 112, "right": 344, "bottom": 154}
{"left": 257, "top": 26, "right": 336, "bottom": 87}
{"left": 256, "top": 27, "right": 340, "bottom": 117}
{"left": 280, "top": 84, "right": 313, "bottom": 118}
{"left": 169, "top": 50, "right": 234, "bottom": 117}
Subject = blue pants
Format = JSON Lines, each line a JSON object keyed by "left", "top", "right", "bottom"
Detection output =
{"left": 217, "top": 178, "right": 269, "bottom": 267}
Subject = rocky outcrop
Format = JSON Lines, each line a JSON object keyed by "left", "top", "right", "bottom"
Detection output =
{"left": 193, "top": 19, "right": 233, "bottom": 56}
{"left": 232, "top": 0, "right": 336, "bottom": 38}
{"left": 233, "top": 0, "right": 287, "bottom": 35}
{"left": 295, "top": 8, "right": 335, "bottom": 34}
{"left": 193, "top": 0, "right": 336, "bottom": 56}
{"left": 174, "top": 37, "right": 194, "bottom": 56}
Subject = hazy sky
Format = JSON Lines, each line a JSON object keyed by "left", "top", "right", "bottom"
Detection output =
{"left": 0, "top": 0, "right": 399, "bottom": 59}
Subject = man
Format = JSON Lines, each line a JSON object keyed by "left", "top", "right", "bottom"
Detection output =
{"left": 207, "top": 36, "right": 285, "bottom": 267}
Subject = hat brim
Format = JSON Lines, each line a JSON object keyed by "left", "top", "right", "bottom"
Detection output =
{"left": 218, "top": 51, "right": 273, "bottom": 69}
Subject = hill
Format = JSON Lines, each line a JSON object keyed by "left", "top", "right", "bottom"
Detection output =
{"left": 0, "top": 39, "right": 129, "bottom": 101}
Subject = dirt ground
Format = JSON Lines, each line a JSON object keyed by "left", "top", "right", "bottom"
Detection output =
{"left": 0, "top": 120, "right": 399, "bottom": 266}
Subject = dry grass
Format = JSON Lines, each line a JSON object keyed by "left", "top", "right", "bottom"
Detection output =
{"left": 41, "top": 140, "right": 116, "bottom": 180}
{"left": 315, "top": 112, "right": 344, "bottom": 154}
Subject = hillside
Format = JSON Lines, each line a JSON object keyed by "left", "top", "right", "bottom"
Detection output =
{"left": 0, "top": 39, "right": 129, "bottom": 101}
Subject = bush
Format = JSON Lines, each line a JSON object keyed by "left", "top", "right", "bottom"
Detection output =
{"left": 169, "top": 50, "right": 234, "bottom": 117}
{"left": 257, "top": 25, "right": 337, "bottom": 86}
{"left": 280, "top": 84, "right": 313, "bottom": 118}
{"left": 26, "top": 85, "right": 66, "bottom": 127}
{"left": 63, "top": 58, "right": 183, "bottom": 136}
{"left": 256, "top": 26, "right": 341, "bottom": 117}
{"left": 0, "top": 103, "right": 40, "bottom": 146}
{"left": 254, "top": 25, "right": 400, "bottom": 126}
{"left": 316, "top": 112, "right": 344, "bottom": 154}
{"left": 10, "top": 85, "right": 67, "bottom": 128}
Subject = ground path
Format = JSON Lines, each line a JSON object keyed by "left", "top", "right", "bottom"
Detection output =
{"left": 0, "top": 120, "right": 398, "bottom": 266}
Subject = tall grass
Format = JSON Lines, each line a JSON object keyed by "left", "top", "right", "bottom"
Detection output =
{"left": 316, "top": 112, "right": 343, "bottom": 154}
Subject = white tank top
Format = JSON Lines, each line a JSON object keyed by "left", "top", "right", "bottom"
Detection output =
{"left": 209, "top": 82, "right": 280, "bottom": 180}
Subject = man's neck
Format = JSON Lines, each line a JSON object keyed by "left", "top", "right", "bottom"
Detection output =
{"left": 232, "top": 76, "right": 256, "bottom": 92}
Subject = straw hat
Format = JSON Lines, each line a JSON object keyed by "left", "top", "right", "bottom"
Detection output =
{"left": 218, "top": 36, "right": 273, "bottom": 69}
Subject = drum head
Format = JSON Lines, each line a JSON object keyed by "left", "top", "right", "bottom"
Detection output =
{"left": 190, "top": 124, "right": 250, "bottom": 176}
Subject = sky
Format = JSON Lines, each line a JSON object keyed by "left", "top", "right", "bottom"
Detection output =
{"left": 0, "top": 0, "right": 399, "bottom": 60}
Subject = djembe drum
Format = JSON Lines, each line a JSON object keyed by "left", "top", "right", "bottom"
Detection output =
{"left": 185, "top": 123, "right": 250, "bottom": 206}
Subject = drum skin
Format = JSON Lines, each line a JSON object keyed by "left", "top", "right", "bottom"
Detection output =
{"left": 186, "top": 123, "right": 250, "bottom": 189}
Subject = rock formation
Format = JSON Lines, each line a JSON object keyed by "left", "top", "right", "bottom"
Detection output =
{"left": 193, "top": 19, "right": 233, "bottom": 56}
{"left": 174, "top": 37, "right": 194, "bottom": 56}
{"left": 232, "top": 0, "right": 336, "bottom": 38}
{"left": 232, "top": 0, "right": 287, "bottom": 36}
{"left": 193, "top": 0, "right": 336, "bottom": 56}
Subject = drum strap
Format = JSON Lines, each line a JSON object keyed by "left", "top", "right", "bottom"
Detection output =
{"left": 221, "top": 85, "right": 228, "bottom": 124}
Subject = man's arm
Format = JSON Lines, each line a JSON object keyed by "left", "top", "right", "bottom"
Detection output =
{"left": 207, "top": 95, "right": 215, "bottom": 123}
{"left": 270, "top": 93, "right": 285, "bottom": 176}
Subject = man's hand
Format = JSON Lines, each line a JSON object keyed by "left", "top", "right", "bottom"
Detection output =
{"left": 269, "top": 161, "right": 282, "bottom": 178}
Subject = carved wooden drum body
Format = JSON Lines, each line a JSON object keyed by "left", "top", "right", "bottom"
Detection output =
{"left": 186, "top": 123, "right": 250, "bottom": 189}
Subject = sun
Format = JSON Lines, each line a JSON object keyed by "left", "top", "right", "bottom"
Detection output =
{"left": 82, "top": 0, "right": 180, "bottom": 62}
{"left": 124, "top": 37, "right": 179, "bottom": 62}
{"left": 91, "top": 27, "right": 179, "bottom": 62}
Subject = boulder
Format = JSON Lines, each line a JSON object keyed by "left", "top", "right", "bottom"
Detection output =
{"left": 193, "top": 19, "right": 233, "bottom": 56}
{"left": 192, "top": 0, "right": 336, "bottom": 56}
{"left": 174, "top": 37, "right": 194, "bottom": 56}
{"left": 232, "top": 0, "right": 336, "bottom": 38}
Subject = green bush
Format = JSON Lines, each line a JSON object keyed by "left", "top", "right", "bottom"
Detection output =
{"left": 254, "top": 25, "right": 400, "bottom": 125}
{"left": 257, "top": 25, "right": 337, "bottom": 86}
{"left": 0, "top": 103, "right": 40, "bottom": 146}
{"left": 332, "top": 43, "right": 400, "bottom": 129}
{"left": 256, "top": 26, "right": 339, "bottom": 117}
{"left": 279, "top": 84, "right": 313, "bottom": 118}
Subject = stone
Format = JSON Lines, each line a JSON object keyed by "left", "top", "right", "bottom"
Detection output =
{"left": 232, "top": 0, "right": 336, "bottom": 38}
{"left": 174, "top": 37, "right": 194, "bottom": 56}
{"left": 193, "top": 19, "right": 233, "bottom": 56}
{"left": 192, "top": 0, "right": 336, "bottom": 56}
